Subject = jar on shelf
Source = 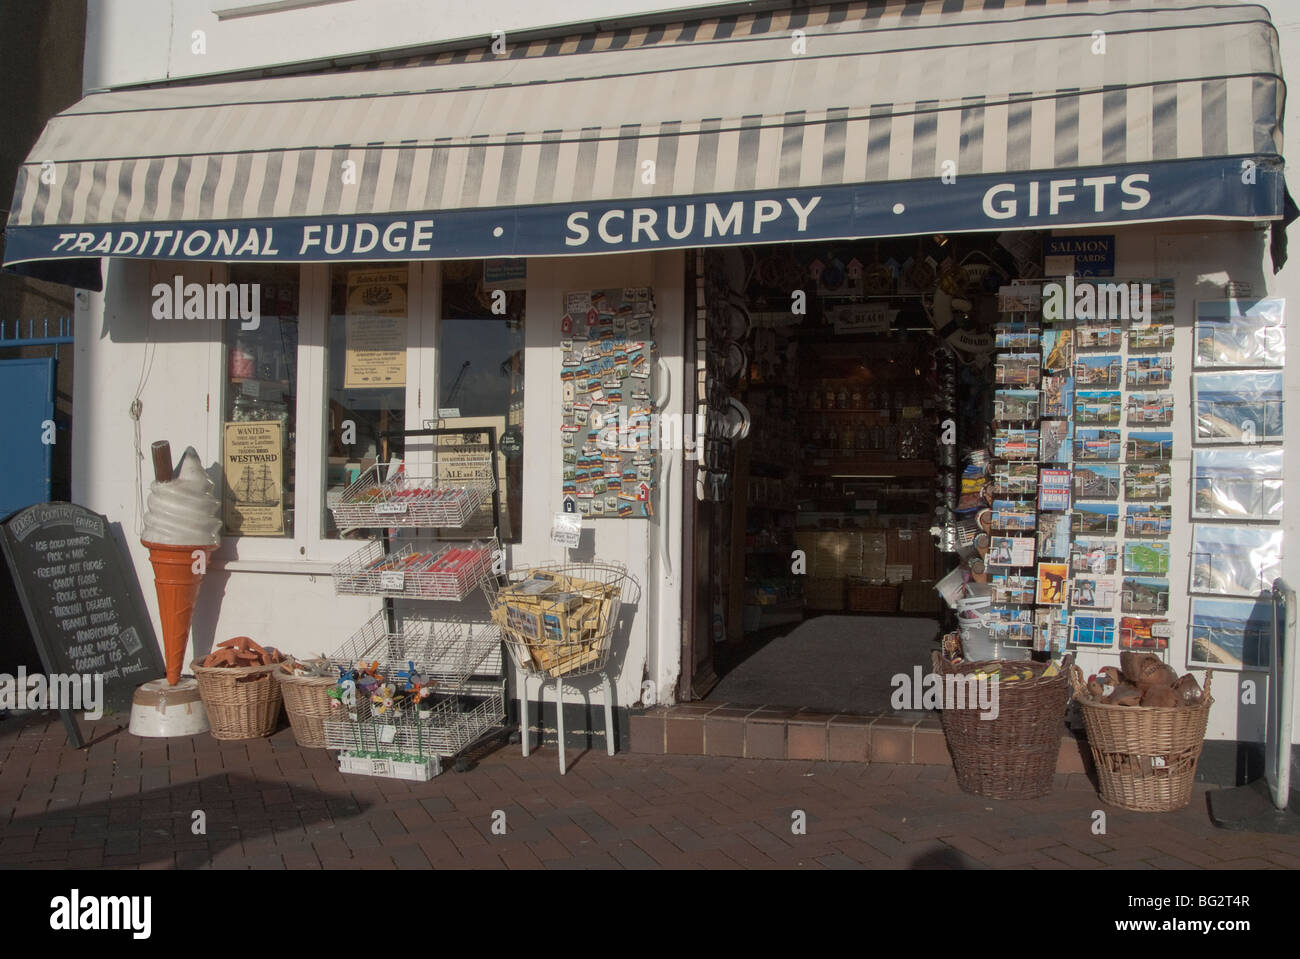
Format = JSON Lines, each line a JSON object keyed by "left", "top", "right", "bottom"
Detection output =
{"left": 851, "top": 390, "right": 862, "bottom": 409}
{"left": 837, "top": 388, "right": 849, "bottom": 409}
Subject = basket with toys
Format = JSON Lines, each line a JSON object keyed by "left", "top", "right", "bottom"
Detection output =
{"left": 1071, "top": 653, "right": 1213, "bottom": 812}
{"left": 191, "top": 637, "right": 286, "bottom": 740}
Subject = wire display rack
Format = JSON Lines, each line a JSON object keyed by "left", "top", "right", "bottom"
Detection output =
{"left": 330, "top": 457, "right": 494, "bottom": 530}
{"left": 332, "top": 539, "right": 496, "bottom": 601}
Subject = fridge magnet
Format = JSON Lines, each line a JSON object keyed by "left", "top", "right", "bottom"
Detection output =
{"left": 1123, "top": 541, "right": 1171, "bottom": 576}
{"left": 1192, "top": 370, "right": 1284, "bottom": 443}
{"left": 1194, "top": 298, "right": 1284, "bottom": 368}
{"left": 1189, "top": 524, "right": 1283, "bottom": 596}
{"left": 1072, "top": 463, "right": 1120, "bottom": 500}
{"left": 1188, "top": 596, "right": 1272, "bottom": 671}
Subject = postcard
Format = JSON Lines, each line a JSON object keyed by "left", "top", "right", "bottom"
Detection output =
{"left": 995, "top": 322, "right": 1040, "bottom": 351}
{"left": 1126, "top": 391, "right": 1174, "bottom": 426}
{"left": 1035, "top": 608, "right": 1070, "bottom": 655}
{"left": 1038, "top": 420, "right": 1071, "bottom": 463}
{"left": 1189, "top": 524, "right": 1283, "bottom": 596}
{"left": 1125, "top": 504, "right": 1172, "bottom": 538}
{"left": 1119, "top": 616, "right": 1171, "bottom": 651}
{"left": 1071, "top": 615, "right": 1116, "bottom": 648}
{"left": 1122, "top": 577, "right": 1170, "bottom": 616}
{"left": 1041, "top": 328, "right": 1074, "bottom": 372}
{"left": 1193, "top": 370, "right": 1284, "bottom": 443}
{"left": 1038, "top": 468, "right": 1071, "bottom": 511}
{"left": 1072, "top": 502, "right": 1119, "bottom": 535}
{"left": 994, "top": 428, "right": 1040, "bottom": 461}
{"left": 1194, "top": 298, "right": 1285, "bottom": 369}
{"left": 988, "top": 535, "right": 1036, "bottom": 567}
{"left": 995, "top": 353, "right": 1041, "bottom": 387}
{"left": 1042, "top": 374, "right": 1073, "bottom": 417}
{"left": 1189, "top": 597, "right": 1272, "bottom": 670}
{"left": 994, "top": 389, "right": 1041, "bottom": 422}
{"left": 1128, "top": 323, "right": 1176, "bottom": 351}
{"left": 1076, "top": 323, "right": 1123, "bottom": 349}
{"left": 1074, "top": 428, "right": 1121, "bottom": 461}
{"left": 992, "top": 572, "right": 1037, "bottom": 605}
{"left": 1191, "top": 448, "right": 1284, "bottom": 521}
{"left": 1075, "top": 390, "right": 1122, "bottom": 426}
{"left": 988, "top": 607, "right": 1036, "bottom": 646}
{"left": 1075, "top": 354, "right": 1122, "bottom": 386}
{"left": 1072, "top": 463, "right": 1119, "bottom": 500}
{"left": 1123, "top": 541, "right": 1170, "bottom": 576}
{"left": 993, "top": 462, "right": 1038, "bottom": 496}
{"left": 1071, "top": 537, "right": 1119, "bottom": 575}
{"left": 991, "top": 499, "right": 1037, "bottom": 531}
{"left": 1126, "top": 431, "right": 1173, "bottom": 461}
{"left": 1037, "top": 512, "right": 1071, "bottom": 561}
{"left": 1126, "top": 354, "right": 1174, "bottom": 388}
{"left": 1123, "top": 463, "right": 1171, "bottom": 502}
{"left": 1036, "top": 562, "right": 1069, "bottom": 606}
{"left": 1072, "top": 575, "right": 1117, "bottom": 610}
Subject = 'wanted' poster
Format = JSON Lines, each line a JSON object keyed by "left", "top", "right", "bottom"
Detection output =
{"left": 345, "top": 268, "right": 408, "bottom": 388}
{"left": 223, "top": 421, "right": 284, "bottom": 535}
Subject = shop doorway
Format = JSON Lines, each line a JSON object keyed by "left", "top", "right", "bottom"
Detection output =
{"left": 687, "top": 236, "right": 1018, "bottom": 713}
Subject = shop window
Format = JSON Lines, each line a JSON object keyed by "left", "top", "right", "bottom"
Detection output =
{"left": 323, "top": 265, "right": 410, "bottom": 539}
{"left": 439, "top": 260, "right": 524, "bottom": 542}
{"left": 222, "top": 264, "right": 299, "bottom": 538}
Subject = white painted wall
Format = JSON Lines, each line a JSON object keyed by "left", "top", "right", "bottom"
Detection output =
{"left": 84, "top": 0, "right": 729, "bottom": 89}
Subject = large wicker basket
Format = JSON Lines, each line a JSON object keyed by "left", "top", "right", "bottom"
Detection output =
{"left": 933, "top": 652, "right": 1073, "bottom": 799}
{"left": 1071, "top": 667, "right": 1214, "bottom": 812}
{"left": 191, "top": 660, "right": 283, "bottom": 740}
{"left": 274, "top": 665, "right": 337, "bottom": 748}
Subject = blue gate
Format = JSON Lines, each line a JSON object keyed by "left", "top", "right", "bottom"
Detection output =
{"left": 0, "top": 356, "right": 56, "bottom": 519}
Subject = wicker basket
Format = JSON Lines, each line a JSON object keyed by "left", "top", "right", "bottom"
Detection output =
{"left": 191, "top": 660, "right": 283, "bottom": 740}
{"left": 274, "top": 665, "right": 337, "bottom": 748}
{"left": 933, "top": 652, "right": 1073, "bottom": 799}
{"left": 1071, "top": 667, "right": 1214, "bottom": 812}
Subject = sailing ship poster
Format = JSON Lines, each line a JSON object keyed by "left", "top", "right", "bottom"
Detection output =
{"left": 223, "top": 420, "right": 285, "bottom": 535}
{"left": 1189, "top": 597, "right": 1272, "bottom": 671}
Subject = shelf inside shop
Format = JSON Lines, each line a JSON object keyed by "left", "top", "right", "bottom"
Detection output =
{"left": 803, "top": 459, "right": 936, "bottom": 477}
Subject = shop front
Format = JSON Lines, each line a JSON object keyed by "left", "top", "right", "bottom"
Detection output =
{"left": 3, "top": 0, "right": 1297, "bottom": 770}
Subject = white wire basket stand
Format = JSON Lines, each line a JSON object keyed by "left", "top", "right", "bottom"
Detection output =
{"left": 481, "top": 561, "right": 638, "bottom": 774}
{"left": 330, "top": 456, "right": 495, "bottom": 530}
{"left": 332, "top": 539, "right": 497, "bottom": 601}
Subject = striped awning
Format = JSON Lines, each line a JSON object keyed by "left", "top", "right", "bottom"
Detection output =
{"left": 3, "top": 0, "right": 1288, "bottom": 280}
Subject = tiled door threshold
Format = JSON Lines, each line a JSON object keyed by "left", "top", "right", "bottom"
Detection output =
{"left": 630, "top": 703, "right": 1089, "bottom": 774}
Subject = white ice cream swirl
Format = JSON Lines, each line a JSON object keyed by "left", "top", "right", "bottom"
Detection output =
{"left": 142, "top": 446, "right": 222, "bottom": 546}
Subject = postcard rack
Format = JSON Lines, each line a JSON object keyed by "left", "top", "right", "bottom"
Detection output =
{"left": 325, "top": 426, "right": 508, "bottom": 780}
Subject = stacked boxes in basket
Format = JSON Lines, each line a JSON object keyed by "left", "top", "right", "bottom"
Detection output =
{"left": 484, "top": 564, "right": 629, "bottom": 679}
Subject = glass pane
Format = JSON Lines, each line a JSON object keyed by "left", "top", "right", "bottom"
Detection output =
{"left": 223, "top": 264, "right": 298, "bottom": 537}
{"left": 324, "top": 265, "right": 409, "bottom": 539}
{"left": 440, "top": 260, "right": 524, "bottom": 542}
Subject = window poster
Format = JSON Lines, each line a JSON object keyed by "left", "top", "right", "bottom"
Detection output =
{"left": 344, "top": 267, "right": 409, "bottom": 388}
{"left": 560, "top": 288, "right": 657, "bottom": 518}
{"left": 223, "top": 420, "right": 284, "bottom": 535}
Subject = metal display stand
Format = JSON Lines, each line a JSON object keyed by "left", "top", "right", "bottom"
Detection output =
{"left": 323, "top": 426, "right": 508, "bottom": 780}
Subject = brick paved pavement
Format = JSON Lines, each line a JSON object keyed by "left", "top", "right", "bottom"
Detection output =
{"left": 2, "top": 713, "right": 1297, "bottom": 870}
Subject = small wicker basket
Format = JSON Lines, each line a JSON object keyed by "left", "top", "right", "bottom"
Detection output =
{"left": 274, "top": 664, "right": 337, "bottom": 748}
{"left": 191, "top": 660, "right": 283, "bottom": 740}
{"left": 1071, "top": 666, "right": 1214, "bottom": 812}
{"left": 933, "top": 652, "right": 1073, "bottom": 799}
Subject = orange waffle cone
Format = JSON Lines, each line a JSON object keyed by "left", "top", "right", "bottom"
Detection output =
{"left": 143, "top": 541, "right": 217, "bottom": 685}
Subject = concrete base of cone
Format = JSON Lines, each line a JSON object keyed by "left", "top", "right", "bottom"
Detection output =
{"left": 128, "top": 678, "right": 209, "bottom": 737}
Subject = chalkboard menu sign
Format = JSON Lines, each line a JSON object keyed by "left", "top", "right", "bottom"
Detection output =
{"left": 0, "top": 503, "right": 163, "bottom": 746}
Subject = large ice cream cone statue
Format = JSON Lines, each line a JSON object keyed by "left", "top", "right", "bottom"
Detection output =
{"left": 140, "top": 443, "right": 222, "bottom": 685}
{"left": 142, "top": 541, "right": 218, "bottom": 685}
